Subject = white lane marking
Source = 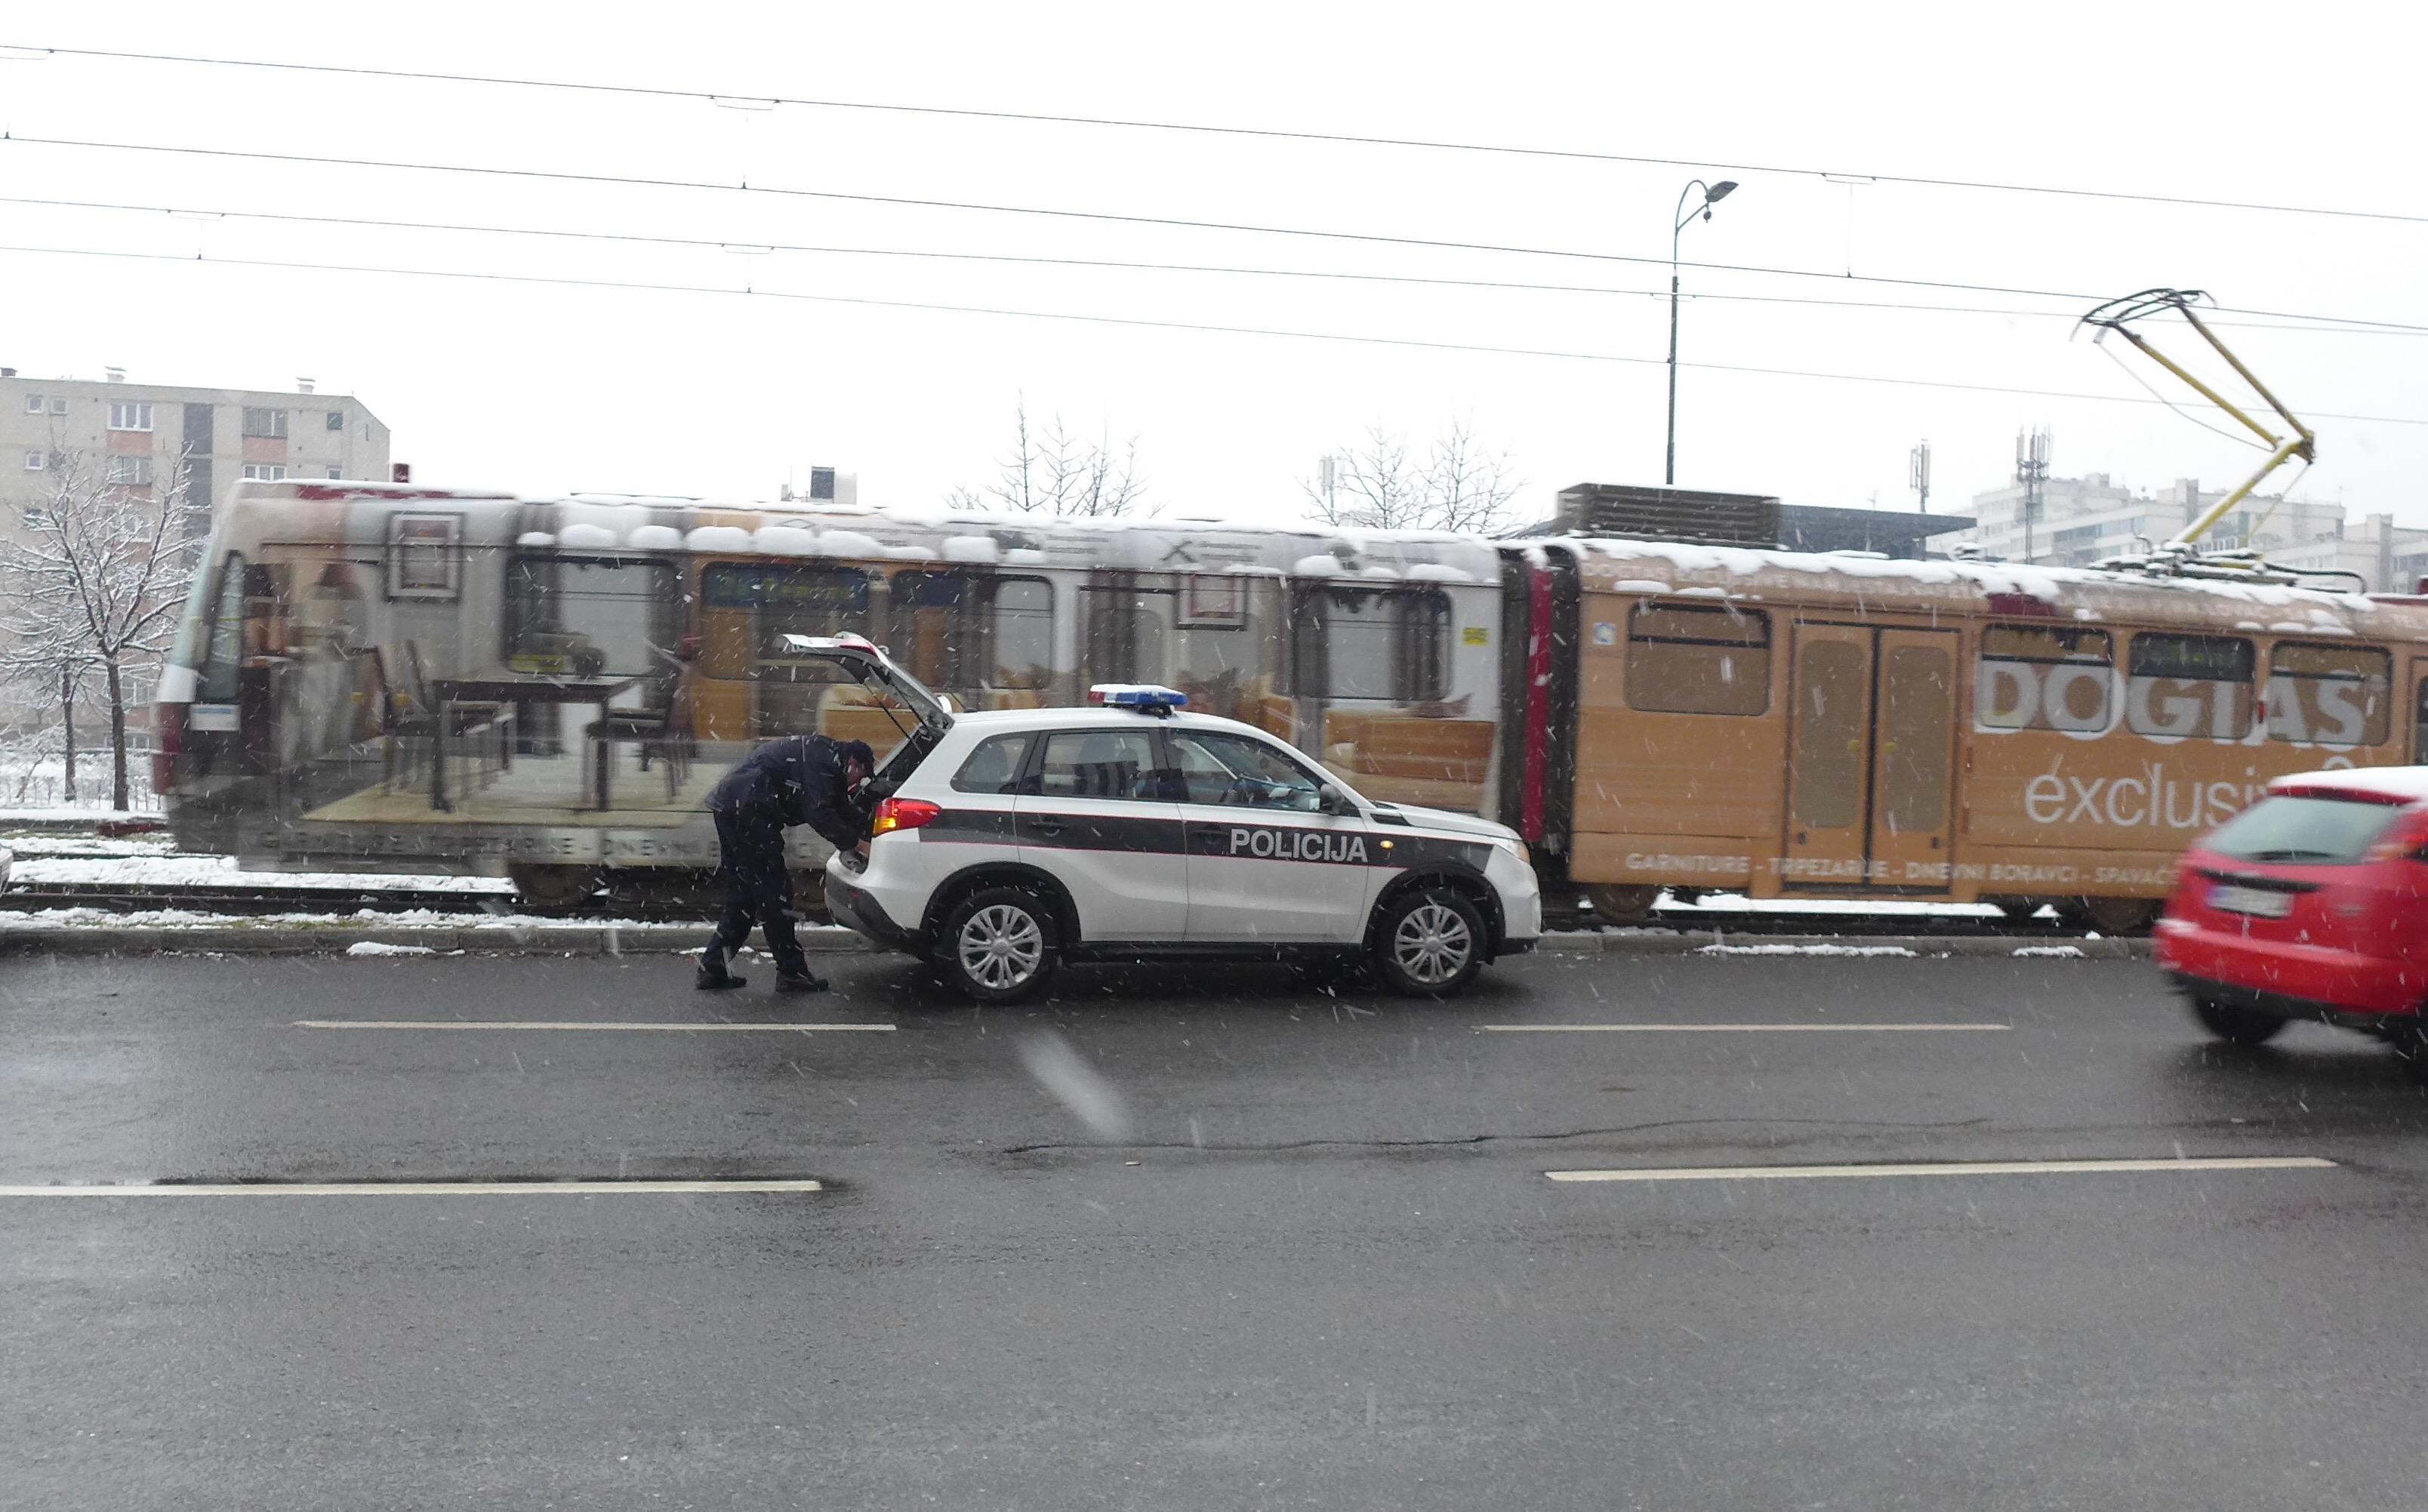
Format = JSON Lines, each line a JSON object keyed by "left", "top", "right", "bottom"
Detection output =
{"left": 0, "top": 1179, "right": 825, "bottom": 1197}
{"left": 1545, "top": 1156, "right": 2334, "bottom": 1184}
{"left": 292, "top": 1020, "right": 895, "bottom": 1033}
{"left": 1482, "top": 1023, "right": 2009, "bottom": 1033}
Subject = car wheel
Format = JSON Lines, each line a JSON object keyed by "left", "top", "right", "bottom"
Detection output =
{"left": 2191, "top": 996, "right": 2288, "bottom": 1046}
{"left": 1370, "top": 886, "right": 1487, "bottom": 998}
{"left": 936, "top": 885, "right": 1060, "bottom": 1004}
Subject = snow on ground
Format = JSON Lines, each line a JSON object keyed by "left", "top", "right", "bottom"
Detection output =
{"left": 0, "top": 905, "right": 659, "bottom": 932}
{"left": 1660, "top": 891, "right": 2016, "bottom": 919}
{"left": 8, "top": 851, "right": 513, "bottom": 894}
{"left": 344, "top": 941, "right": 439, "bottom": 956}
{"left": 1698, "top": 943, "right": 1921, "bottom": 957}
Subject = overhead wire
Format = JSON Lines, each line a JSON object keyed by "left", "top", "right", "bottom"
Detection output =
{"left": 8, "top": 133, "right": 2424, "bottom": 334}
{"left": 3, "top": 240, "right": 2422, "bottom": 427}
{"left": 8, "top": 40, "right": 2428, "bottom": 229}
{"left": 7, "top": 191, "right": 2420, "bottom": 339}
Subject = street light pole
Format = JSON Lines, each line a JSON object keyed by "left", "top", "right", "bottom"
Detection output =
{"left": 1665, "top": 177, "right": 1737, "bottom": 488}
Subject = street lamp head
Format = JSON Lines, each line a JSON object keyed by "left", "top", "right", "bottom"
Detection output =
{"left": 1706, "top": 180, "right": 1739, "bottom": 205}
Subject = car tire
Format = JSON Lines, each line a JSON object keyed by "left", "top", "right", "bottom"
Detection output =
{"left": 1369, "top": 885, "right": 1487, "bottom": 999}
{"left": 2190, "top": 996, "right": 2288, "bottom": 1046}
{"left": 935, "top": 885, "right": 1061, "bottom": 1004}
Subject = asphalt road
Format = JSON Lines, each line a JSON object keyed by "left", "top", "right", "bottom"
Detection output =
{"left": 8, "top": 944, "right": 2428, "bottom": 1511}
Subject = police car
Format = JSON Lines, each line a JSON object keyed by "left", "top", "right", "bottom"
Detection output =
{"left": 799, "top": 636, "right": 1542, "bottom": 1002}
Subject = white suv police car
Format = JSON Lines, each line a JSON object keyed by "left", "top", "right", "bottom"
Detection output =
{"left": 799, "top": 636, "right": 1542, "bottom": 1002}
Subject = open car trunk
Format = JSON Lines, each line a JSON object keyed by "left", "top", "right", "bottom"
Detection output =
{"left": 778, "top": 633, "right": 957, "bottom": 799}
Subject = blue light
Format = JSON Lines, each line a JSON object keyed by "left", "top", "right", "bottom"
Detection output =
{"left": 1088, "top": 684, "right": 1189, "bottom": 710}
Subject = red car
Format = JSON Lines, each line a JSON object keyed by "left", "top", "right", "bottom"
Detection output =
{"left": 2155, "top": 766, "right": 2428, "bottom": 1078}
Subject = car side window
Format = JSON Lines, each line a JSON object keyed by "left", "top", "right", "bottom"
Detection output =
{"left": 951, "top": 733, "right": 1033, "bottom": 795}
{"left": 1168, "top": 730, "right": 1326, "bottom": 812}
{"left": 1034, "top": 730, "right": 1166, "bottom": 802}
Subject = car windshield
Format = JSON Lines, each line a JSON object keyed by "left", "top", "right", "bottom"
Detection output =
{"left": 2200, "top": 793, "right": 2409, "bottom": 864}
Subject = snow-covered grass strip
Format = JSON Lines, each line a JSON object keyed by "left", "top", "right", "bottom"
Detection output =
{"left": 344, "top": 941, "right": 437, "bottom": 957}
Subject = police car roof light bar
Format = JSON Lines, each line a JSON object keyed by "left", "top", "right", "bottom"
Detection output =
{"left": 1088, "top": 684, "right": 1189, "bottom": 716}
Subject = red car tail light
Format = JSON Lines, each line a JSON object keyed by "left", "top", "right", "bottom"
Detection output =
{"left": 870, "top": 797, "right": 942, "bottom": 836}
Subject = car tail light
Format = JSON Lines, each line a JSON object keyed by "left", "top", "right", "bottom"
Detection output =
{"left": 870, "top": 797, "right": 941, "bottom": 836}
{"left": 151, "top": 703, "right": 184, "bottom": 797}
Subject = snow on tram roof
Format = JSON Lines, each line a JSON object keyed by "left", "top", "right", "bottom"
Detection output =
{"left": 1558, "top": 533, "right": 2408, "bottom": 627}
{"left": 225, "top": 479, "right": 1505, "bottom": 580}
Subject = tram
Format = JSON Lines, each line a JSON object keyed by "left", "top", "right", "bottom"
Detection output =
{"left": 155, "top": 479, "right": 2428, "bottom": 925}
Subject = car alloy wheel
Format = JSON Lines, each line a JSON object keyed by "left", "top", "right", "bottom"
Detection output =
{"left": 959, "top": 903, "right": 1045, "bottom": 992}
{"left": 1391, "top": 901, "right": 1474, "bottom": 987}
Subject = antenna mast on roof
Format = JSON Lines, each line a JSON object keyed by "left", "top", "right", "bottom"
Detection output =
{"left": 2076, "top": 288, "right": 2319, "bottom": 581}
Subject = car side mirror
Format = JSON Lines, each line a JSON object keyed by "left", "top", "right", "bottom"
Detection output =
{"left": 1320, "top": 786, "right": 1353, "bottom": 817}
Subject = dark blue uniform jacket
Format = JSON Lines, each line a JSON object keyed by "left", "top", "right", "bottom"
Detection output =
{"left": 707, "top": 735, "right": 867, "bottom": 854}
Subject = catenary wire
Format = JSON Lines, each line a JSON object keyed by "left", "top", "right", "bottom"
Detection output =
{"left": 8, "top": 134, "right": 2424, "bottom": 334}
{"left": 8, "top": 40, "right": 2427, "bottom": 229}
{"left": 5, "top": 191, "right": 2419, "bottom": 338}
{"left": 2, "top": 241, "right": 2420, "bottom": 427}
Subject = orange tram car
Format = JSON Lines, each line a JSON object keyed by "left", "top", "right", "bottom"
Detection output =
{"left": 156, "top": 482, "right": 2426, "bottom": 926}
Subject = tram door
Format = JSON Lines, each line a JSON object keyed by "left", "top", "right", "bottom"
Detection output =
{"left": 1782, "top": 624, "right": 1958, "bottom": 890}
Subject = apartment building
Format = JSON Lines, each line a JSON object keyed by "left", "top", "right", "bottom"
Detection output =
{"left": 2, "top": 365, "right": 390, "bottom": 540}
{"left": 1950, "top": 472, "right": 2428, "bottom": 592}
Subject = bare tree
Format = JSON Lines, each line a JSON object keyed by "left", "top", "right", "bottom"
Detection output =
{"left": 1305, "top": 419, "right": 1523, "bottom": 534}
{"left": 951, "top": 396, "right": 1151, "bottom": 518}
{"left": 0, "top": 446, "right": 196, "bottom": 811}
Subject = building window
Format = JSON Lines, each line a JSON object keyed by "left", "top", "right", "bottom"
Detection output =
{"left": 1624, "top": 603, "right": 1771, "bottom": 716}
{"left": 326, "top": 466, "right": 344, "bottom": 479}
{"left": 108, "top": 402, "right": 155, "bottom": 432}
{"left": 48, "top": 396, "right": 67, "bottom": 415}
{"left": 106, "top": 455, "right": 155, "bottom": 486}
{"left": 242, "top": 463, "right": 287, "bottom": 482}
{"left": 242, "top": 408, "right": 288, "bottom": 439}
{"left": 325, "top": 410, "right": 344, "bottom": 432}
{"left": 809, "top": 467, "right": 837, "bottom": 500}
{"left": 21, "top": 394, "right": 42, "bottom": 414}
{"left": 21, "top": 451, "right": 44, "bottom": 471}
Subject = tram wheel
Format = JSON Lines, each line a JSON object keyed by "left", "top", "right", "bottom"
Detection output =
{"left": 1584, "top": 885, "right": 1661, "bottom": 925}
{"left": 507, "top": 864, "right": 602, "bottom": 910}
{"left": 2060, "top": 897, "right": 2159, "bottom": 934}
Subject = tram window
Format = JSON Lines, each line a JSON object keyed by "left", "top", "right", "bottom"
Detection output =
{"left": 504, "top": 556, "right": 678, "bottom": 678}
{"left": 1977, "top": 625, "right": 2113, "bottom": 731}
{"left": 991, "top": 578, "right": 1054, "bottom": 691}
{"left": 2416, "top": 679, "right": 2428, "bottom": 762}
{"left": 1881, "top": 643, "right": 1953, "bottom": 831}
{"left": 886, "top": 572, "right": 1053, "bottom": 693}
{"left": 198, "top": 551, "right": 248, "bottom": 702}
{"left": 1084, "top": 589, "right": 1169, "bottom": 686}
{"left": 1624, "top": 604, "right": 1770, "bottom": 716}
{"left": 2126, "top": 633, "right": 2255, "bottom": 738}
{"left": 698, "top": 564, "right": 871, "bottom": 680}
{"left": 1308, "top": 588, "right": 1450, "bottom": 702}
{"left": 2268, "top": 642, "right": 2390, "bottom": 746}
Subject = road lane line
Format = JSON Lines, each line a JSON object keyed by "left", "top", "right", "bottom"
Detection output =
{"left": 1482, "top": 1023, "right": 2009, "bottom": 1033}
{"left": 292, "top": 1020, "right": 896, "bottom": 1033}
{"left": 1545, "top": 1156, "right": 2334, "bottom": 1183}
{"left": 0, "top": 1179, "right": 826, "bottom": 1197}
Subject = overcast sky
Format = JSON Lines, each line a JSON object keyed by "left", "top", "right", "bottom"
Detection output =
{"left": 4, "top": 2, "right": 2420, "bottom": 528}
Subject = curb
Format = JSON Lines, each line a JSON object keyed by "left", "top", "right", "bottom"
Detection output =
{"left": 0, "top": 922, "right": 2146, "bottom": 960}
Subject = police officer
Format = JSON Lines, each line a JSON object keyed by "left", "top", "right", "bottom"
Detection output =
{"left": 697, "top": 734, "right": 876, "bottom": 993}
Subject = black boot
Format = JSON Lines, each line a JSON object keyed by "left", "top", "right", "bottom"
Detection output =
{"left": 696, "top": 961, "right": 748, "bottom": 990}
{"left": 774, "top": 971, "right": 829, "bottom": 993}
